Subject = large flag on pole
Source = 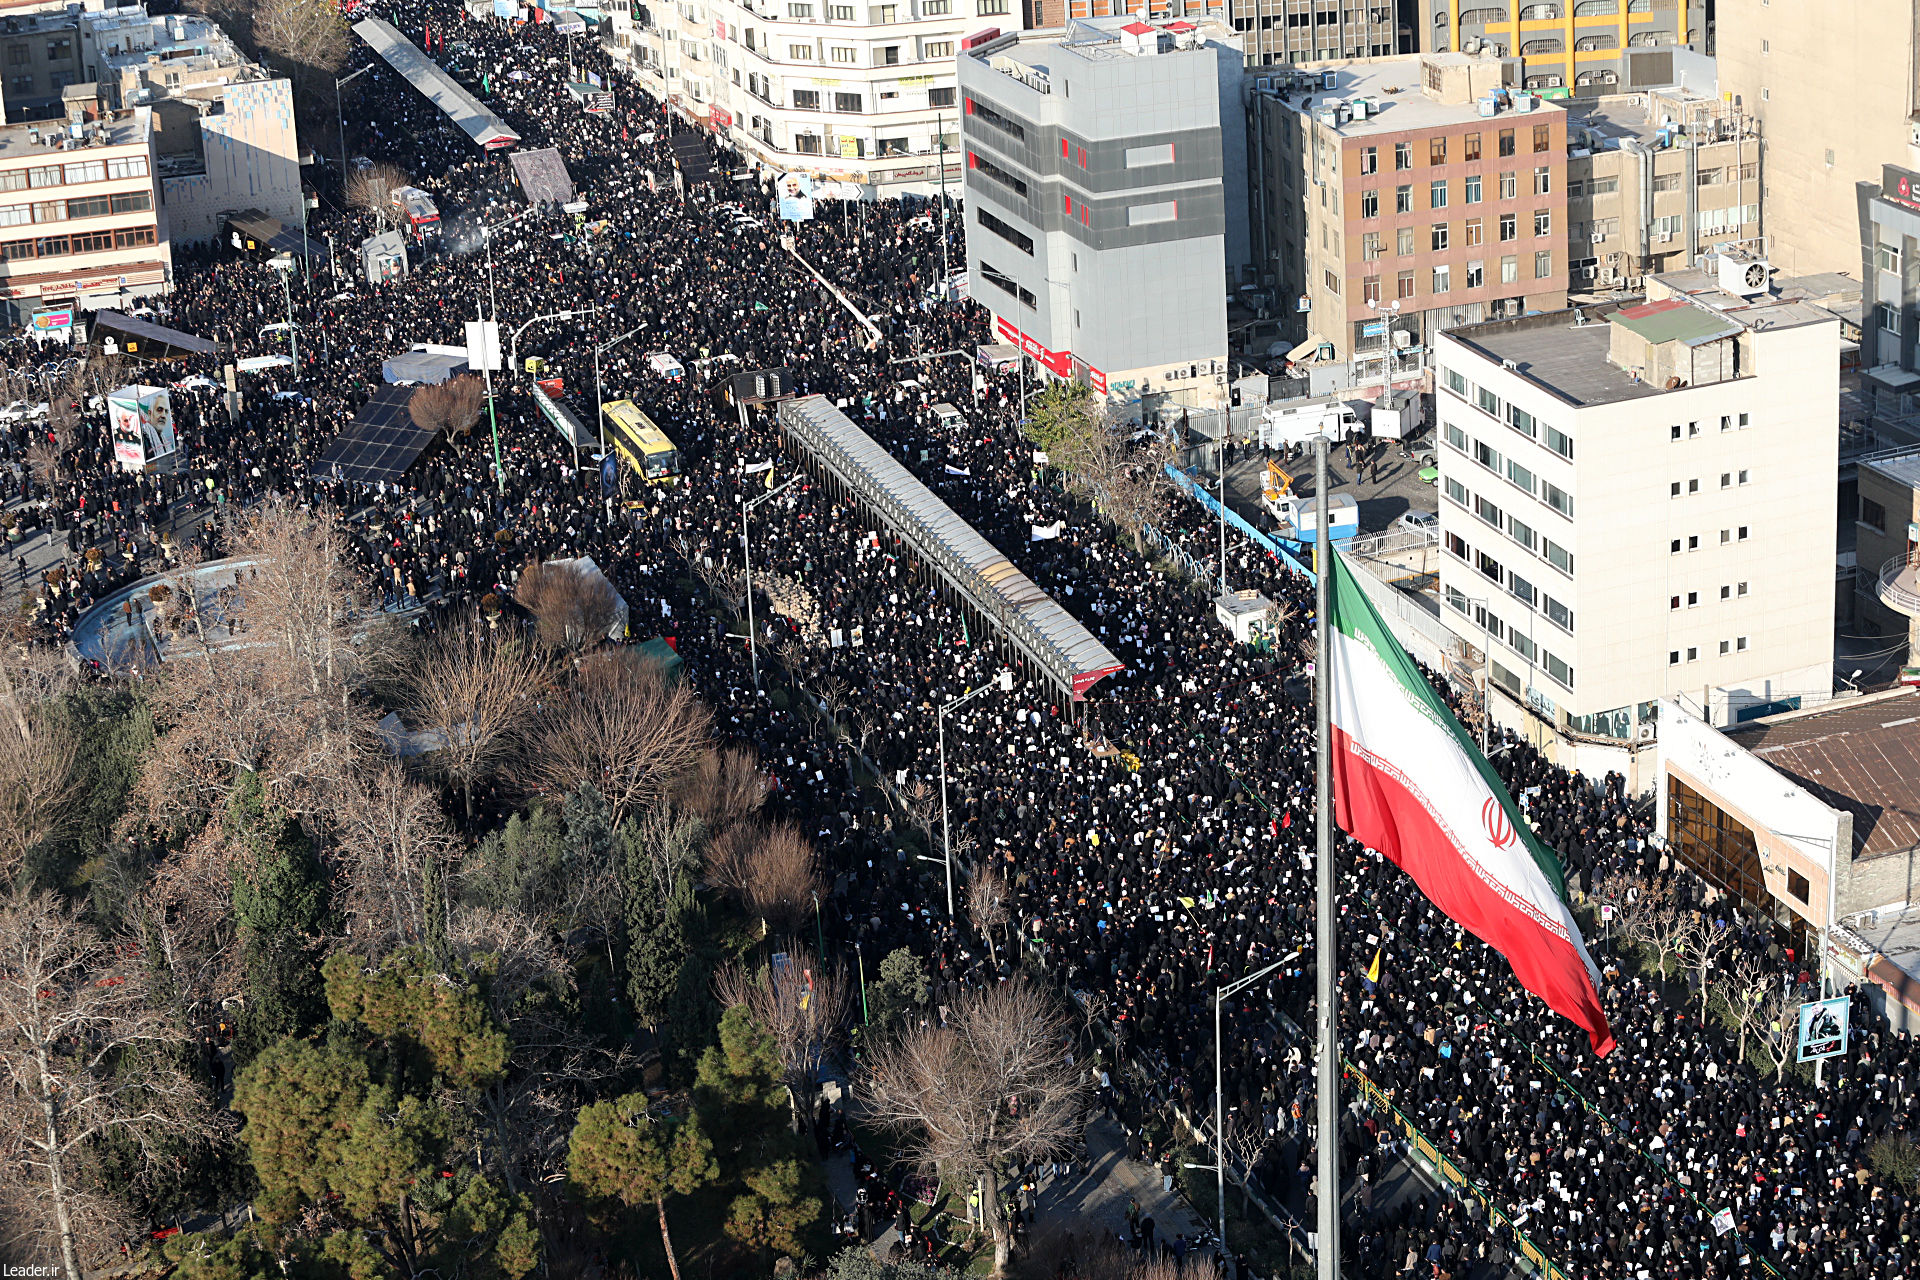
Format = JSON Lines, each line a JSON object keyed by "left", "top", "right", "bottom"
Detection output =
{"left": 1325, "top": 549, "right": 1615, "bottom": 1056}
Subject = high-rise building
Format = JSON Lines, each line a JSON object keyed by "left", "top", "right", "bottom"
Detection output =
{"left": 1434, "top": 268, "right": 1841, "bottom": 737}
{"left": 706, "top": 0, "right": 1000, "bottom": 194}
{"left": 1228, "top": 0, "right": 1400, "bottom": 67}
{"left": 1251, "top": 53, "right": 1569, "bottom": 378}
{"left": 1854, "top": 165, "right": 1920, "bottom": 449}
{"left": 1415, "top": 0, "right": 1705, "bottom": 100}
{"left": 957, "top": 18, "right": 1247, "bottom": 405}
{"left": 1561, "top": 88, "right": 1761, "bottom": 294}
{"left": 83, "top": 6, "right": 302, "bottom": 246}
{"left": 0, "top": 104, "right": 166, "bottom": 324}
{"left": 1717, "top": 0, "right": 1916, "bottom": 275}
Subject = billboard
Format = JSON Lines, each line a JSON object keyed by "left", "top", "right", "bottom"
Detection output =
{"left": 1797, "top": 995, "right": 1849, "bottom": 1063}
{"left": 777, "top": 172, "right": 815, "bottom": 222}
{"left": 30, "top": 306, "right": 72, "bottom": 332}
{"left": 107, "top": 385, "right": 177, "bottom": 473}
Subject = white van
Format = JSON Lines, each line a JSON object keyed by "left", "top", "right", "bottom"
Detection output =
{"left": 1258, "top": 400, "right": 1358, "bottom": 451}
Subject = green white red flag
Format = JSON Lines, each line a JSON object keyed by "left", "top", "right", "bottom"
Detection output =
{"left": 1326, "top": 549, "right": 1614, "bottom": 1056}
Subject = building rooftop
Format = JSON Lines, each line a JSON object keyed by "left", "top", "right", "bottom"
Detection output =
{"left": 979, "top": 15, "right": 1234, "bottom": 78}
{"left": 1726, "top": 691, "right": 1920, "bottom": 863}
{"left": 1444, "top": 305, "right": 1667, "bottom": 408}
{"left": 1272, "top": 53, "right": 1559, "bottom": 139}
{"left": 1861, "top": 447, "right": 1920, "bottom": 492}
{"left": 0, "top": 109, "right": 147, "bottom": 161}
{"left": 1565, "top": 88, "right": 1751, "bottom": 153}
{"left": 1611, "top": 297, "right": 1741, "bottom": 347}
{"left": 1649, "top": 266, "right": 1844, "bottom": 333}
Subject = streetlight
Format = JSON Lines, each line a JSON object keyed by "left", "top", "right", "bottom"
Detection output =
{"left": 473, "top": 208, "right": 545, "bottom": 495}
{"left": 334, "top": 65, "right": 376, "bottom": 183}
{"left": 937, "top": 669, "right": 1015, "bottom": 917}
{"left": 740, "top": 471, "right": 800, "bottom": 690}
{"left": 592, "top": 324, "right": 645, "bottom": 456}
{"left": 1199, "top": 954, "right": 1294, "bottom": 1260}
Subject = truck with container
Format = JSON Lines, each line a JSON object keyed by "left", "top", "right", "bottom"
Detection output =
{"left": 1263, "top": 491, "right": 1360, "bottom": 545}
{"left": 1257, "top": 399, "right": 1358, "bottom": 451}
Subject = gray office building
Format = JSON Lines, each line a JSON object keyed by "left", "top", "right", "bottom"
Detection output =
{"left": 956, "top": 18, "right": 1247, "bottom": 406}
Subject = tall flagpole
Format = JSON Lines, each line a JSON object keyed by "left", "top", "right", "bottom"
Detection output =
{"left": 1313, "top": 433, "right": 1340, "bottom": 1280}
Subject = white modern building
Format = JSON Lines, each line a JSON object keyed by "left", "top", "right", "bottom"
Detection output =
{"left": 703, "top": 0, "right": 1015, "bottom": 192}
{"left": 1434, "top": 260, "right": 1842, "bottom": 742}
{"left": 82, "top": 5, "right": 302, "bottom": 245}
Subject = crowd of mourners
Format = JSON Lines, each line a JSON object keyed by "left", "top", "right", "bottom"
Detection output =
{"left": 11, "top": 3, "right": 1917, "bottom": 1277}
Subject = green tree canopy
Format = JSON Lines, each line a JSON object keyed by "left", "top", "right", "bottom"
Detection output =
{"left": 323, "top": 947, "right": 509, "bottom": 1089}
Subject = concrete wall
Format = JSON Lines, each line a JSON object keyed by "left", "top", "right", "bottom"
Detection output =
{"left": 1717, "top": 0, "right": 1917, "bottom": 275}
{"left": 163, "top": 79, "right": 300, "bottom": 246}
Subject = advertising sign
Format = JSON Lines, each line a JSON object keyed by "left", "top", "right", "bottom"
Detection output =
{"left": 777, "top": 172, "right": 815, "bottom": 222}
{"left": 1796, "top": 995, "right": 1849, "bottom": 1063}
{"left": 30, "top": 306, "right": 72, "bottom": 332}
{"left": 107, "top": 385, "right": 176, "bottom": 473}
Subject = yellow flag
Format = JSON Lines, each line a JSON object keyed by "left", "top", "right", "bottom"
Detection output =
{"left": 1454, "top": 931, "right": 1464, "bottom": 951}
{"left": 1366, "top": 949, "right": 1381, "bottom": 984}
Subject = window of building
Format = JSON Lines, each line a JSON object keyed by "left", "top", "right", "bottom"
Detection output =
{"left": 792, "top": 88, "right": 821, "bottom": 109}
{"left": 789, "top": 42, "right": 815, "bottom": 58}
{"left": 1444, "top": 475, "right": 1467, "bottom": 506}
{"left": 1509, "top": 514, "right": 1537, "bottom": 552}
{"left": 1544, "top": 651, "right": 1572, "bottom": 689}
{"left": 1543, "top": 481, "right": 1572, "bottom": 517}
{"left": 1396, "top": 226, "right": 1415, "bottom": 256}
{"left": 923, "top": 39, "right": 953, "bottom": 57}
{"left": 1476, "top": 550, "right": 1503, "bottom": 583}
{"left": 1498, "top": 212, "right": 1516, "bottom": 241}
{"left": 1395, "top": 184, "right": 1413, "bottom": 214}
{"left": 1506, "top": 457, "right": 1534, "bottom": 495}
{"left": 1129, "top": 200, "right": 1177, "bottom": 226}
{"left": 1444, "top": 421, "right": 1468, "bottom": 452}
{"left": 64, "top": 194, "right": 109, "bottom": 220}
{"left": 1498, "top": 128, "right": 1515, "bottom": 157}
{"left": 834, "top": 90, "right": 863, "bottom": 111}
{"left": 1466, "top": 259, "right": 1484, "bottom": 288}
{"left": 978, "top": 261, "right": 1035, "bottom": 307}
{"left": 1323, "top": 268, "right": 1341, "bottom": 293}
{"left": 1360, "top": 188, "right": 1378, "bottom": 218}
{"left": 830, "top": 45, "right": 857, "bottom": 61}
{"left": 10, "top": 74, "right": 31, "bottom": 96}
{"left": 1396, "top": 269, "right": 1415, "bottom": 299}
{"left": 1430, "top": 180, "right": 1448, "bottom": 209}
{"left": 1499, "top": 171, "right": 1516, "bottom": 199}
{"left": 1446, "top": 531, "right": 1469, "bottom": 560}
{"left": 976, "top": 0, "right": 1008, "bottom": 13}
{"left": 1544, "top": 539, "right": 1572, "bottom": 575}
{"left": 1533, "top": 165, "right": 1551, "bottom": 196}
{"left": 968, "top": 150, "right": 1026, "bottom": 197}
{"left": 1534, "top": 249, "right": 1553, "bottom": 278}
{"left": 878, "top": 44, "right": 900, "bottom": 63}
{"left": 929, "top": 86, "right": 955, "bottom": 107}
{"left": 1361, "top": 275, "right": 1381, "bottom": 303}
{"left": 1500, "top": 255, "right": 1518, "bottom": 283}
{"left": 4, "top": 44, "right": 23, "bottom": 66}
{"left": 1532, "top": 123, "right": 1550, "bottom": 152}
{"left": 1464, "top": 174, "right": 1481, "bottom": 204}
{"left": 975, "top": 206, "right": 1032, "bottom": 254}
{"left": 1534, "top": 208, "right": 1551, "bottom": 236}
{"left": 1395, "top": 141, "right": 1412, "bottom": 170}
{"left": 108, "top": 155, "right": 148, "bottom": 180}
{"left": 1463, "top": 217, "right": 1483, "bottom": 247}
{"left": 1429, "top": 136, "right": 1447, "bottom": 166}
{"left": 1360, "top": 145, "right": 1378, "bottom": 174}
{"left": 1861, "top": 496, "right": 1888, "bottom": 531}
{"left": 1430, "top": 221, "right": 1449, "bottom": 251}
{"left": 1476, "top": 494, "right": 1502, "bottom": 528}
{"left": 26, "top": 165, "right": 59, "bottom": 189}
{"left": 1464, "top": 131, "right": 1482, "bottom": 161}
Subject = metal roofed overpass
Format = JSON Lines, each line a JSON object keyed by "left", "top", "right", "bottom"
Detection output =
{"left": 352, "top": 18, "right": 521, "bottom": 151}
{"left": 775, "top": 395, "right": 1122, "bottom": 702}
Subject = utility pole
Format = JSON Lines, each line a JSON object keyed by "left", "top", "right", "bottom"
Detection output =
{"left": 1313, "top": 433, "right": 1340, "bottom": 1280}
{"left": 936, "top": 112, "right": 951, "bottom": 293}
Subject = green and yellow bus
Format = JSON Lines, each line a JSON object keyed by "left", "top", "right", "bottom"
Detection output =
{"left": 602, "top": 399, "right": 681, "bottom": 485}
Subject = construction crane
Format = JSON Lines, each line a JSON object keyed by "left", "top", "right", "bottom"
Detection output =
{"left": 1263, "top": 459, "right": 1294, "bottom": 502}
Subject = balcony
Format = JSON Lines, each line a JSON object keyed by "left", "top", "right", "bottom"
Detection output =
{"left": 1877, "top": 551, "right": 1920, "bottom": 618}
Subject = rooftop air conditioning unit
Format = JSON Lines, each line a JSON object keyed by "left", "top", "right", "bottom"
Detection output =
{"left": 1635, "top": 724, "right": 1656, "bottom": 742}
{"left": 1717, "top": 250, "right": 1771, "bottom": 296}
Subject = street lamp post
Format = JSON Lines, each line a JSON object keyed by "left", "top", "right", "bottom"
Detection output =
{"left": 267, "top": 256, "right": 299, "bottom": 378}
{"left": 474, "top": 208, "right": 540, "bottom": 495}
{"left": 937, "top": 669, "right": 1015, "bottom": 917}
{"left": 1213, "top": 956, "right": 1291, "bottom": 1258}
{"left": 592, "top": 324, "right": 645, "bottom": 456}
{"left": 740, "top": 468, "right": 800, "bottom": 690}
{"left": 334, "top": 65, "right": 376, "bottom": 182}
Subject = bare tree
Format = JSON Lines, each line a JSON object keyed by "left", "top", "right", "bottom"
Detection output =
{"left": 674, "top": 746, "right": 767, "bottom": 832}
{"left": 408, "top": 375, "right": 487, "bottom": 438}
{"left": 0, "top": 694, "right": 76, "bottom": 886}
{"left": 1675, "top": 911, "right": 1734, "bottom": 1026}
{"left": 517, "top": 558, "right": 621, "bottom": 651}
{"left": 715, "top": 943, "right": 853, "bottom": 1128}
{"left": 345, "top": 161, "right": 410, "bottom": 227}
{"left": 1715, "top": 946, "right": 1777, "bottom": 1066}
{"left": 1752, "top": 985, "right": 1803, "bottom": 1081}
{"left": 967, "top": 862, "right": 1010, "bottom": 968}
{"left": 330, "top": 764, "right": 460, "bottom": 953}
{"left": 400, "top": 611, "right": 550, "bottom": 819}
{"left": 132, "top": 826, "right": 243, "bottom": 1032}
{"left": 529, "top": 651, "right": 710, "bottom": 825}
{"left": 0, "top": 892, "right": 212, "bottom": 1280}
{"left": 1221, "top": 1115, "right": 1272, "bottom": 1217}
{"left": 139, "top": 510, "right": 371, "bottom": 818}
{"left": 706, "top": 820, "right": 820, "bottom": 936}
{"left": 861, "top": 979, "right": 1089, "bottom": 1277}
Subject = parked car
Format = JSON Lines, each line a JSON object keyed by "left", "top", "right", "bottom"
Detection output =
{"left": 1396, "top": 509, "right": 1438, "bottom": 535}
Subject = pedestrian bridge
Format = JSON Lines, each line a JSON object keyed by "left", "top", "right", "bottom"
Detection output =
{"left": 775, "top": 395, "right": 1121, "bottom": 702}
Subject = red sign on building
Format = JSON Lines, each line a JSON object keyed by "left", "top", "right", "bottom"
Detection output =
{"left": 993, "top": 315, "right": 1073, "bottom": 378}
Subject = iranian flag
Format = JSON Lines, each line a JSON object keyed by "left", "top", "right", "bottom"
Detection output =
{"left": 1326, "top": 549, "right": 1615, "bottom": 1056}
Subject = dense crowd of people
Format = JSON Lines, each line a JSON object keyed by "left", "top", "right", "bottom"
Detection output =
{"left": 16, "top": 4, "right": 1915, "bottom": 1277}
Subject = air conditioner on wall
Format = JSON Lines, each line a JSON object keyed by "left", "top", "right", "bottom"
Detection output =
{"left": 1635, "top": 724, "right": 1656, "bottom": 742}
